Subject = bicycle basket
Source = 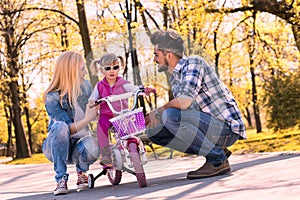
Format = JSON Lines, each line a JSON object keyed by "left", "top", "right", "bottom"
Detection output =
{"left": 109, "top": 107, "right": 146, "bottom": 139}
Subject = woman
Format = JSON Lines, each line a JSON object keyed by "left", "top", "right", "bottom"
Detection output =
{"left": 42, "top": 51, "right": 100, "bottom": 195}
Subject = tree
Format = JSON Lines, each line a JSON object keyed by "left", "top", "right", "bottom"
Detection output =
{"left": 0, "top": 0, "right": 61, "bottom": 158}
{"left": 75, "top": 0, "right": 98, "bottom": 87}
{"left": 206, "top": 0, "right": 300, "bottom": 52}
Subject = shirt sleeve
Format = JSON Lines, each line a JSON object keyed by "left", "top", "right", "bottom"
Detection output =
{"left": 89, "top": 85, "right": 100, "bottom": 101}
{"left": 45, "top": 94, "right": 73, "bottom": 127}
{"left": 123, "top": 83, "right": 139, "bottom": 92}
{"left": 178, "top": 58, "right": 204, "bottom": 100}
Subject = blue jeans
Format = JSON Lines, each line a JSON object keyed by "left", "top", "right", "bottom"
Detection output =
{"left": 147, "top": 108, "right": 239, "bottom": 164}
{"left": 42, "top": 121, "right": 100, "bottom": 182}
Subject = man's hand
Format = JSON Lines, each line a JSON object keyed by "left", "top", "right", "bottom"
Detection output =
{"left": 145, "top": 109, "right": 161, "bottom": 129}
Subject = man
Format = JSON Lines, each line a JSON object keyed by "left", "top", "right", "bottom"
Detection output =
{"left": 145, "top": 30, "right": 246, "bottom": 179}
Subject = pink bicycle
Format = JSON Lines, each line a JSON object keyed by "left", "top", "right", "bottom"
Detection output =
{"left": 88, "top": 86, "right": 148, "bottom": 188}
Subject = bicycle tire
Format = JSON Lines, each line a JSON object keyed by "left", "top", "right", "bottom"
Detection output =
{"left": 107, "top": 169, "right": 122, "bottom": 185}
{"left": 128, "top": 142, "right": 147, "bottom": 187}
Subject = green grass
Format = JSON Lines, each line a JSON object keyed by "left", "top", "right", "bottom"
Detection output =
{"left": 146, "top": 127, "right": 300, "bottom": 158}
{"left": 229, "top": 128, "right": 300, "bottom": 154}
{"left": 2, "top": 128, "right": 300, "bottom": 164}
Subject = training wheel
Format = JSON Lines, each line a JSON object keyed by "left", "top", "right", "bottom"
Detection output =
{"left": 88, "top": 174, "right": 94, "bottom": 189}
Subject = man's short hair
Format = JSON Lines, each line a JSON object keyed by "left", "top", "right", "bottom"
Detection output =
{"left": 150, "top": 30, "right": 184, "bottom": 58}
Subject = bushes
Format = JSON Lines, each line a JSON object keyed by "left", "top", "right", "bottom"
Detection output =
{"left": 264, "top": 71, "right": 300, "bottom": 130}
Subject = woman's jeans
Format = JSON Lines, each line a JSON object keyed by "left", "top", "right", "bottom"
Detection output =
{"left": 42, "top": 121, "right": 100, "bottom": 182}
{"left": 147, "top": 108, "right": 240, "bottom": 165}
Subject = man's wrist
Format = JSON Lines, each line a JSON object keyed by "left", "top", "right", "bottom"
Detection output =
{"left": 155, "top": 109, "right": 162, "bottom": 120}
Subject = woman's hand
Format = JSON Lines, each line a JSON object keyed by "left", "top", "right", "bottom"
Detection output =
{"left": 70, "top": 101, "right": 100, "bottom": 135}
{"left": 85, "top": 100, "right": 100, "bottom": 122}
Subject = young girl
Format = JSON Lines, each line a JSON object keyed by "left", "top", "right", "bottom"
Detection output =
{"left": 89, "top": 53, "right": 154, "bottom": 167}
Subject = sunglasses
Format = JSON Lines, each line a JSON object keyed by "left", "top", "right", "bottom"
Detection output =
{"left": 103, "top": 65, "right": 120, "bottom": 71}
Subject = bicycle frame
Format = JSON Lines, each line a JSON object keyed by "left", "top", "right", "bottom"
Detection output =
{"left": 88, "top": 86, "right": 148, "bottom": 188}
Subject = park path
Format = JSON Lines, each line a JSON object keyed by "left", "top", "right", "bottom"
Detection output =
{"left": 1, "top": 152, "right": 300, "bottom": 200}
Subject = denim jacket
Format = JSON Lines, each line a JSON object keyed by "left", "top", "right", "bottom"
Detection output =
{"left": 45, "top": 80, "right": 92, "bottom": 132}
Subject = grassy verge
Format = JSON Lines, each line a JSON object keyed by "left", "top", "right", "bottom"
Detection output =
{"left": 2, "top": 128, "right": 300, "bottom": 164}
{"left": 145, "top": 127, "right": 300, "bottom": 158}
{"left": 229, "top": 128, "right": 300, "bottom": 154}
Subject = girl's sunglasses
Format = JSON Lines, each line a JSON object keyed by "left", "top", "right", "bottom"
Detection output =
{"left": 103, "top": 65, "right": 120, "bottom": 71}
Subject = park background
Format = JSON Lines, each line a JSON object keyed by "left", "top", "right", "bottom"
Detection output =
{"left": 0, "top": 0, "right": 299, "bottom": 162}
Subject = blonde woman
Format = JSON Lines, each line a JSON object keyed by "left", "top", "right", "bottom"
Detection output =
{"left": 42, "top": 51, "right": 100, "bottom": 195}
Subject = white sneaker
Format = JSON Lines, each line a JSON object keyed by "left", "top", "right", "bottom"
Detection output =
{"left": 77, "top": 171, "right": 88, "bottom": 190}
{"left": 54, "top": 176, "right": 68, "bottom": 195}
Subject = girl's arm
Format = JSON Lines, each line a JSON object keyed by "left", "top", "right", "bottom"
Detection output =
{"left": 123, "top": 83, "right": 139, "bottom": 92}
{"left": 89, "top": 84, "right": 100, "bottom": 101}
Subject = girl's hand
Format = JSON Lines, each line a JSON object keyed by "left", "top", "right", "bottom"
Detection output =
{"left": 144, "top": 87, "right": 156, "bottom": 95}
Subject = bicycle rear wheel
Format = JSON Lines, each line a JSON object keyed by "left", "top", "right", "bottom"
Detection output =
{"left": 128, "top": 142, "right": 147, "bottom": 187}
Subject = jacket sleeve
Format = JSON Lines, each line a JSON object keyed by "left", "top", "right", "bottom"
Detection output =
{"left": 45, "top": 93, "right": 73, "bottom": 127}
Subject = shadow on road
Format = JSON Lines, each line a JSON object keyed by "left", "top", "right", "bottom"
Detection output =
{"left": 8, "top": 153, "right": 300, "bottom": 200}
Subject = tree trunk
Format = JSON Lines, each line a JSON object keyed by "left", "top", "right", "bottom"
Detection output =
{"left": 126, "top": 0, "right": 146, "bottom": 111}
{"left": 24, "top": 106, "right": 32, "bottom": 153}
{"left": 58, "top": 0, "right": 69, "bottom": 50}
{"left": 75, "top": 0, "right": 98, "bottom": 87}
{"left": 4, "top": 105, "right": 13, "bottom": 157}
{"left": 245, "top": 106, "right": 253, "bottom": 128}
{"left": 292, "top": 24, "right": 300, "bottom": 52}
{"left": 9, "top": 80, "right": 31, "bottom": 158}
{"left": 250, "top": 66, "right": 262, "bottom": 133}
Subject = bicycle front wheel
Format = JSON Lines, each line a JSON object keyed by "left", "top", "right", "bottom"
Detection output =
{"left": 128, "top": 142, "right": 147, "bottom": 187}
{"left": 107, "top": 169, "right": 122, "bottom": 185}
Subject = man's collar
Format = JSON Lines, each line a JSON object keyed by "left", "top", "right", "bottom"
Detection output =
{"left": 174, "top": 55, "right": 187, "bottom": 72}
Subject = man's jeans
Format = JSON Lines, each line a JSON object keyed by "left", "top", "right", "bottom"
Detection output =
{"left": 147, "top": 108, "right": 239, "bottom": 164}
{"left": 42, "top": 121, "right": 100, "bottom": 182}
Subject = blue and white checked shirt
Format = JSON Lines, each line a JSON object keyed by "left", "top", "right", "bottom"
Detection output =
{"left": 170, "top": 55, "right": 246, "bottom": 139}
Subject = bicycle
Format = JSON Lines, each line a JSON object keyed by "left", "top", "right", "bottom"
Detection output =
{"left": 88, "top": 86, "right": 149, "bottom": 188}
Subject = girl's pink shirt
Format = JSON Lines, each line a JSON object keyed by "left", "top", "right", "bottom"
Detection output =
{"left": 97, "top": 76, "right": 130, "bottom": 117}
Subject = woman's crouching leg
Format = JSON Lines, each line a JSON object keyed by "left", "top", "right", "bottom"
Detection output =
{"left": 72, "top": 135, "right": 100, "bottom": 172}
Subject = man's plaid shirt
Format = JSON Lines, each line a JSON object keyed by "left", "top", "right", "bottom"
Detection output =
{"left": 170, "top": 55, "right": 246, "bottom": 139}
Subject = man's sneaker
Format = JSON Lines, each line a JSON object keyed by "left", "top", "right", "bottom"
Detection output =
{"left": 54, "top": 176, "right": 68, "bottom": 195}
{"left": 187, "top": 159, "right": 231, "bottom": 179}
{"left": 77, "top": 171, "right": 88, "bottom": 190}
{"left": 224, "top": 148, "right": 232, "bottom": 158}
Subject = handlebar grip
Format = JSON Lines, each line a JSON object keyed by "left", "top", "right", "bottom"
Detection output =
{"left": 107, "top": 92, "right": 133, "bottom": 102}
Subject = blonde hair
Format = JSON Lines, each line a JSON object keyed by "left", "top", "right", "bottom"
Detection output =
{"left": 90, "top": 53, "right": 124, "bottom": 76}
{"left": 43, "top": 51, "right": 84, "bottom": 107}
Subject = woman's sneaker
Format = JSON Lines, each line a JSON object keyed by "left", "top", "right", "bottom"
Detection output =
{"left": 54, "top": 175, "right": 68, "bottom": 195}
{"left": 77, "top": 171, "right": 88, "bottom": 190}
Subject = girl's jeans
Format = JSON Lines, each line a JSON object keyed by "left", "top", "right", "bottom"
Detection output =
{"left": 42, "top": 121, "right": 100, "bottom": 182}
{"left": 147, "top": 108, "right": 240, "bottom": 164}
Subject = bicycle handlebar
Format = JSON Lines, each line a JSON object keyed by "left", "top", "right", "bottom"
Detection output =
{"left": 95, "top": 86, "right": 145, "bottom": 115}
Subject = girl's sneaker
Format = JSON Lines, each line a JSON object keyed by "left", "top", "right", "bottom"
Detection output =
{"left": 77, "top": 171, "right": 88, "bottom": 190}
{"left": 100, "top": 146, "right": 112, "bottom": 168}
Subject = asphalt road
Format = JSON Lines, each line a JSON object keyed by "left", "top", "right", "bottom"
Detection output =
{"left": 1, "top": 152, "right": 300, "bottom": 200}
